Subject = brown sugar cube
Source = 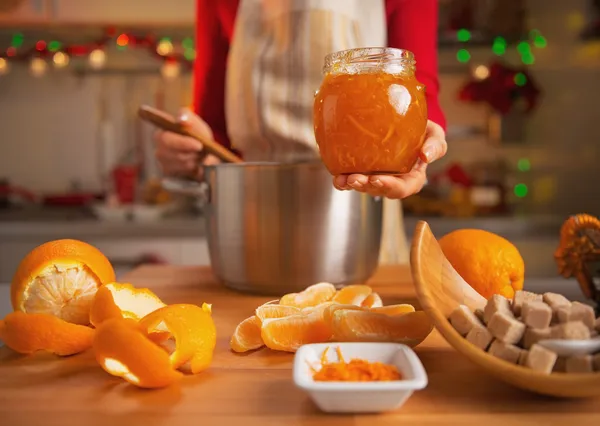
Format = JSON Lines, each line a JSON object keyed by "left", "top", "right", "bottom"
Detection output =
{"left": 483, "top": 294, "right": 512, "bottom": 324}
{"left": 521, "top": 327, "right": 551, "bottom": 349}
{"left": 488, "top": 340, "right": 522, "bottom": 364}
{"left": 557, "top": 302, "right": 596, "bottom": 330}
{"left": 466, "top": 325, "right": 494, "bottom": 350}
{"left": 512, "top": 290, "right": 543, "bottom": 316}
{"left": 553, "top": 357, "right": 567, "bottom": 372}
{"left": 449, "top": 305, "right": 483, "bottom": 336}
{"left": 593, "top": 354, "right": 600, "bottom": 372}
{"left": 488, "top": 311, "right": 526, "bottom": 344}
{"left": 565, "top": 355, "right": 594, "bottom": 373}
{"left": 518, "top": 350, "right": 529, "bottom": 366}
{"left": 525, "top": 344, "right": 557, "bottom": 374}
{"left": 543, "top": 292, "right": 571, "bottom": 321}
{"left": 522, "top": 301, "right": 552, "bottom": 329}
{"left": 550, "top": 321, "right": 591, "bottom": 340}
{"left": 474, "top": 308, "right": 485, "bottom": 323}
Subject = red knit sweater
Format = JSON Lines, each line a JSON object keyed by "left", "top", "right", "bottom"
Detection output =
{"left": 193, "top": 0, "right": 446, "bottom": 151}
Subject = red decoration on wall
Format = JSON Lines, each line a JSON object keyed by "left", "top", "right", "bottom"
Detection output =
{"left": 458, "top": 61, "right": 541, "bottom": 115}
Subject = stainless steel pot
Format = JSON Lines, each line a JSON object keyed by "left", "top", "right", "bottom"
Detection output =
{"left": 163, "top": 161, "right": 382, "bottom": 295}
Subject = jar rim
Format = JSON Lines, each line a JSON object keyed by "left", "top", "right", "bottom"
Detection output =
{"left": 324, "top": 47, "right": 415, "bottom": 69}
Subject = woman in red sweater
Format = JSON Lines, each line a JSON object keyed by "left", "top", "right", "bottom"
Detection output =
{"left": 156, "top": 0, "right": 448, "bottom": 262}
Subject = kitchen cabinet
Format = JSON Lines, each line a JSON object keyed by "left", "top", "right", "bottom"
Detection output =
{"left": 50, "top": 0, "right": 195, "bottom": 26}
{"left": 0, "top": 0, "right": 50, "bottom": 25}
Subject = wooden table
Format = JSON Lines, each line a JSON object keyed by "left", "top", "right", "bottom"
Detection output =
{"left": 1, "top": 265, "right": 599, "bottom": 426}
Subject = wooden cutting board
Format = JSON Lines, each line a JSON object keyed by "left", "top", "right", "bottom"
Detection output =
{"left": 0, "top": 265, "right": 599, "bottom": 426}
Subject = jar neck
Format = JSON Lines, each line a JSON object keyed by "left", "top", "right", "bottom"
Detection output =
{"left": 323, "top": 47, "right": 416, "bottom": 76}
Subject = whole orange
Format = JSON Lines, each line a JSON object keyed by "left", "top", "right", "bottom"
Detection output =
{"left": 11, "top": 239, "right": 115, "bottom": 325}
{"left": 438, "top": 229, "right": 524, "bottom": 299}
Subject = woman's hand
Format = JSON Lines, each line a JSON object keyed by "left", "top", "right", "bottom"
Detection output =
{"left": 332, "top": 120, "right": 447, "bottom": 199}
{"left": 154, "top": 108, "right": 221, "bottom": 180}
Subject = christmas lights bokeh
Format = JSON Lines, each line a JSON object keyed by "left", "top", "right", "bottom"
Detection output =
{"left": 0, "top": 27, "right": 195, "bottom": 78}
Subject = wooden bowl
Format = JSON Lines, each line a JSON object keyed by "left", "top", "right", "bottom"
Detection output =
{"left": 410, "top": 220, "right": 600, "bottom": 398}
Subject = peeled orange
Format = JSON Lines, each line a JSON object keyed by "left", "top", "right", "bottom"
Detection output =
{"left": 11, "top": 239, "right": 115, "bottom": 325}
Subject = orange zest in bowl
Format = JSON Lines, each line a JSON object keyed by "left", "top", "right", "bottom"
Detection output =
{"left": 312, "top": 346, "right": 402, "bottom": 382}
{"left": 0, "top": 311, "right": 94, "bottom": 356}
{"left": 93, "top": 317, "right": 182, "bottom": 389}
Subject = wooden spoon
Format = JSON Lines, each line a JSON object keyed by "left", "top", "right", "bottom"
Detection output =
{"left": 138, "top": 105, "right": 243, "bottom": 164}
{"left": 410, "top": 220, "right": 600, "bottom": 398}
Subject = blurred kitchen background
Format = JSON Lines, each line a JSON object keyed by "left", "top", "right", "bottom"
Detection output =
{"left": 0, "top": 0, "right": 599, "bottom": 286}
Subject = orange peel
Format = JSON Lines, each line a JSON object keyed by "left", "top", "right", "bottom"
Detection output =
{"left": 93, "top": 317, "right": 182, "bottom": 389}
{"left": 0, "top": 311, "right": 94, "bottom": 356}
{"left": 89, "top": 282, "right": 166, "bottom": 327}
{"left": 139, "top": 303, "right": 216, "bottom": 374}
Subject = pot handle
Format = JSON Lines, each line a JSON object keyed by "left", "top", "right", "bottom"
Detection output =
{"left": 161, "top": 177, "right": 210, "bottom": 204}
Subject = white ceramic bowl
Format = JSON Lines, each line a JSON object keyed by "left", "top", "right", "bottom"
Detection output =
{"left": 293, "top": 342, "right": 428, "bottom": 413}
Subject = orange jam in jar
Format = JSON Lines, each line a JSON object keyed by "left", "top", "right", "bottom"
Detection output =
{"left": 314, "top": 47, "right": 428, "bottom": 175}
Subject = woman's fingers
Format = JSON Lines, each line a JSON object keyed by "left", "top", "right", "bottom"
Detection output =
{"left": 420, "top": 120, "right": 448, "bottom": 164}
{"left": 332, "top": 161, "right": 428, "bottom": 199}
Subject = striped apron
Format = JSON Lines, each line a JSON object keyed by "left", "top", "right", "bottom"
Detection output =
{"left": 225, "top": 0, "right": 410, "bottom": 265}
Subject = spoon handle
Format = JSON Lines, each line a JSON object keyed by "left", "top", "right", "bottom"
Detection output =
{"left": 137, "top": 105, "right": 243, "bottom": 164}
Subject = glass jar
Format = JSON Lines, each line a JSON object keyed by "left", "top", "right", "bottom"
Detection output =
{"left": 313, "top": 47, "right": 428, "bottom": 176}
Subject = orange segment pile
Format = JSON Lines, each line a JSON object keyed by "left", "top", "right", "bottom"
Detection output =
{"left": 11, "top": 239, "right": 116, "bottom": 325}
{"left": 1, "top": 238, "right": 217, "bottom": 390}
{"left": 139, "top": 303, "right": 217, "bottom": 374}
{"left": 89, "top": 282, "right": 166, "bottom": 327}
{"left": 230, "top": 282, "right": 432, "bottom": 353}
{"left": 0, "top": 311, "right": 94, "bottom": 356}
{"left": 93, "top": 318, "right": 183, "bottom": 389}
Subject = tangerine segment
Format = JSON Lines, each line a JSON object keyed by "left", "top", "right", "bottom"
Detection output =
{"left": 331, "top": 310, "right": 433, "bottom": 346}
{"left": 93, "top": 317, "right": 182, "bottom": 389}
{"left": 322, "top": 303, "right": 416, "bottom": 325}
{"left": 230, "top": 316, "right": 263, "bottom": 353}
{"left": 89, "top": 282, "right": 166, "bottom": 327}
{"left": 332, "top": 285, "right": 373, "bottom": 306}
{"left": 371, "top": 304, "right": 416, "bottom": 316}
{"left": 139, "top": 303, "right": 216, "bottom": 374}
{"left": 0, "top": 311, "right": 94, "bottom": 356}
{"left": 261, "top": 310, "right": 332, "bottom": 352}
{"left": 255, "top": 304, "right": 301, "bottom": 323}
{"left": 11, "top": 239, "right": 115, "bottom": 325}
{"left": 279, "top": 282, "right": 336, "bottom": 308}
{"left": 361, "top": 292, "right": 383, "bottom": 308}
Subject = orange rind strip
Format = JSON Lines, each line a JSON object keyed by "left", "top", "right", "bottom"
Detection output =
{"left": 0, "top": 311, "right": 94, "bottom": 356}
{"left": 89, "top": 282, "right": 166, "bottom": 327}
{"left": 139, "top": 303, "right": 216, "bottom": 374}
{"left": 93, "top": 317, "right": 182, "bottom": 389}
